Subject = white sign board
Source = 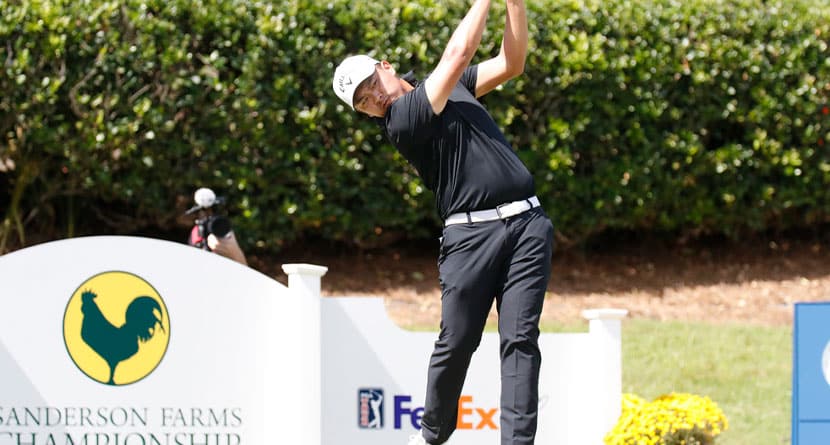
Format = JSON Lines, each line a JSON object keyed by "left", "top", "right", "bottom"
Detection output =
{"left": 0, "top": 236, "right": 309, "bottom": 444}
{"left": 322, "top": 300, "right": 625, "bottom": 445}
{"left": 0, "top": 236, "right": 625, "bottom": 445}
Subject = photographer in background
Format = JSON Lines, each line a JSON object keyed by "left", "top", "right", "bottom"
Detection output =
{"left": 186, "top": 188, "right": 248, "bottom": 266}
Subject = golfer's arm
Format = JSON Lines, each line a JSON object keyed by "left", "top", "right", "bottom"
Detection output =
{"left": 424, "top": 0, "right": 491, "bottom": 114}
{"left": 475, "top": 0, "right": 527, "bottom": 97}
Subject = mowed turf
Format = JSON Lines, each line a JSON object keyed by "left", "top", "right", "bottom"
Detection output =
{"left": 610, "top": 319, "right": 792, "bottom": 445}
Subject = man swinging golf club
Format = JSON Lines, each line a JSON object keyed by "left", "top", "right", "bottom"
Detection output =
{"left": 333, "top": 1, "right": 554, "bottom": 444}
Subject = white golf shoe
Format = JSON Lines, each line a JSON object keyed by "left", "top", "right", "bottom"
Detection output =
{"left": 407, "top": 433, "right": 428, "bottom": 445}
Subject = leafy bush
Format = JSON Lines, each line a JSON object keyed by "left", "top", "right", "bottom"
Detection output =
{"left": 605, "top": 393, "right": 729, "bottom": 445}
{"left": 1, "top": 0, "right": 829, "bottom": 253}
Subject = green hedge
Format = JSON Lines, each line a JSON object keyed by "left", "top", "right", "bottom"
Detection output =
{"left": 1, "top": 0, "right": 829, "bottom": 253}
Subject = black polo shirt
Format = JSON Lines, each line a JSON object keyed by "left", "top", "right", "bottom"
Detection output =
{"left": 383, "top": 66, "right": 535, "bottom": 220}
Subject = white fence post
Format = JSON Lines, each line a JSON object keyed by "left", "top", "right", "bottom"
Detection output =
{"left": 582, "top": 308, "right": 629, "bottom": 439}
{"left": 282, "top": 263, "right": 329, "bottom": 445}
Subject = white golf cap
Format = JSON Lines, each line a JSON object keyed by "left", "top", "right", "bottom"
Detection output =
{"left": 332, "top": 55, "right": 379, "bottom": 110}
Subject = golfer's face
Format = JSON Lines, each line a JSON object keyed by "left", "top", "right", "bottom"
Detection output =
{"left": 354, "top": 66, "right": 396, "bottom": 118}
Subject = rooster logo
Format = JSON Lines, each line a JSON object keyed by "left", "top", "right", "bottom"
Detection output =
{"left": 63, "top": 272, "right": 170, "bottom": 385}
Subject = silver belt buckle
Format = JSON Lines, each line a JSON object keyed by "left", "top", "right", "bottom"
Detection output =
{"left": 496, "top": 202, "right": 511, "bottom": 219}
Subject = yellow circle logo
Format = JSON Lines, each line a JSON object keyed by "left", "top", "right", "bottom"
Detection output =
{"left": 63, "top": 271, "right": 170, "bottom": 385}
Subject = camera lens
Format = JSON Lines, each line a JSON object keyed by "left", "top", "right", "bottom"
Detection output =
{"left": 207, "top": 215, "right": 232, "bottom": 238}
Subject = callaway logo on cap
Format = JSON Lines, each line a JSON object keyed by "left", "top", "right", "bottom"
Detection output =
{"left": 333, "top": 55, "right": 379, "bottom": 109}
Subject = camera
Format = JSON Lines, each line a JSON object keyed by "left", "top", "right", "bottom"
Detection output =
{"left": 197, "top": 214, "right": 232, "bottom": 240}
{"left": 186, "top": 188, "right": 232, "bottom": 251}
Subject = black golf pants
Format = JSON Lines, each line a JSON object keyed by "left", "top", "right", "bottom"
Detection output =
{"left": 420, "top": 207, "right": 554, "bottom": 445}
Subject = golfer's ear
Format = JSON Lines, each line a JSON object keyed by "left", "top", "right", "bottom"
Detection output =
{"left": 379, "top": 60, "right": 396, "bottom": 75}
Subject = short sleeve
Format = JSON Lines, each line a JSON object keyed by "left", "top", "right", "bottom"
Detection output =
{"left": 459, "top": 65, "right": 478, "bottom": 95}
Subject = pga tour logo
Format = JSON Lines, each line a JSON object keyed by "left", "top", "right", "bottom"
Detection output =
{"left": 358, "top": 388, "right": 384, "bottom": 429}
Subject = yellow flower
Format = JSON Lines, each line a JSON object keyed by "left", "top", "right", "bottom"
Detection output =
{"left": 604, "top": 393, "right": 728, "bottom": 445}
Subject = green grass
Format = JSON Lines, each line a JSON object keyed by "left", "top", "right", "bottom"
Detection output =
{"left": 424, "top": 319, "right": 791, "bottom": 444}
{"left": 618, "top": 320, "right": 792, "bottom": 445}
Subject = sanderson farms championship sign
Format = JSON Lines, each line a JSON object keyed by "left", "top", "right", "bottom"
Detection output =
{"left": 0, "top": 237, "right": 310, "bottom": 445}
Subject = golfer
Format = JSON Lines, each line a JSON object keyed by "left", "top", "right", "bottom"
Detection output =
{"left": 333, "top": 0, "right": 553, "bottom": 444}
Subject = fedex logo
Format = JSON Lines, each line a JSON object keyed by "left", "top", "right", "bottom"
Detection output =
{"left": 394, "top": 395, "right": 498, "bottom": 430}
